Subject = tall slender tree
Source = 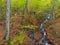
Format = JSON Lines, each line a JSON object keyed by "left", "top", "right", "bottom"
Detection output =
{"left": 51, "top": 0, "right": 58, "bottom": 37}
{"left": 6, "top": 0, "right": 10, "bottom": 40}
{"left": 22, "top": 0, "right": 29, "bottom": 25}
{"left": 27, "top": 0, "right": 30, "bottom": 13}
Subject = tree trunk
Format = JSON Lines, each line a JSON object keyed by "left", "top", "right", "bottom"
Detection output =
{"left": 6, "top": 0, "right": 10, "bottom": 40}
{"left": 51, "top": 0, "right": 58, "bottom": 37}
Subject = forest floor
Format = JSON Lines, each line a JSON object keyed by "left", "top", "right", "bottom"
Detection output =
{"left": 0, "top": 15, "right": 60, "bottom": 45}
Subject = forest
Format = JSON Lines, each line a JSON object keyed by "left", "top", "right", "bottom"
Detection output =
{"left": 0, "top": 0, "right": 60, "bottom": 45}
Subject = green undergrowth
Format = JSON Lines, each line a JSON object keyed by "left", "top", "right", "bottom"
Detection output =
{"left": 20, "top": 25, "right": 38, "bottom": 30}
{"left": 4, "top": 31, "right": 25, "bottom": 45}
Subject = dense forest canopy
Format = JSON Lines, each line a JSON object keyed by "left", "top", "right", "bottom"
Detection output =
{"left": 0, "top": 0, "right": 60, "bottom": 13}
{"left": 0, "top": 0, "right": 60, "bottom": 21}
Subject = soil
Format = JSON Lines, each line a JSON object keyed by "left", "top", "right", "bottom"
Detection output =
{"left": 0, "top": 15, "right": 60, "bottom": 45}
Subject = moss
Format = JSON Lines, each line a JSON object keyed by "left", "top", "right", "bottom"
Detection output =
{"left": 4, "top": 31, "right": 25, "bottom": 45}
{"left": 20, "top": 25, "right": 38, "bottom": 30}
